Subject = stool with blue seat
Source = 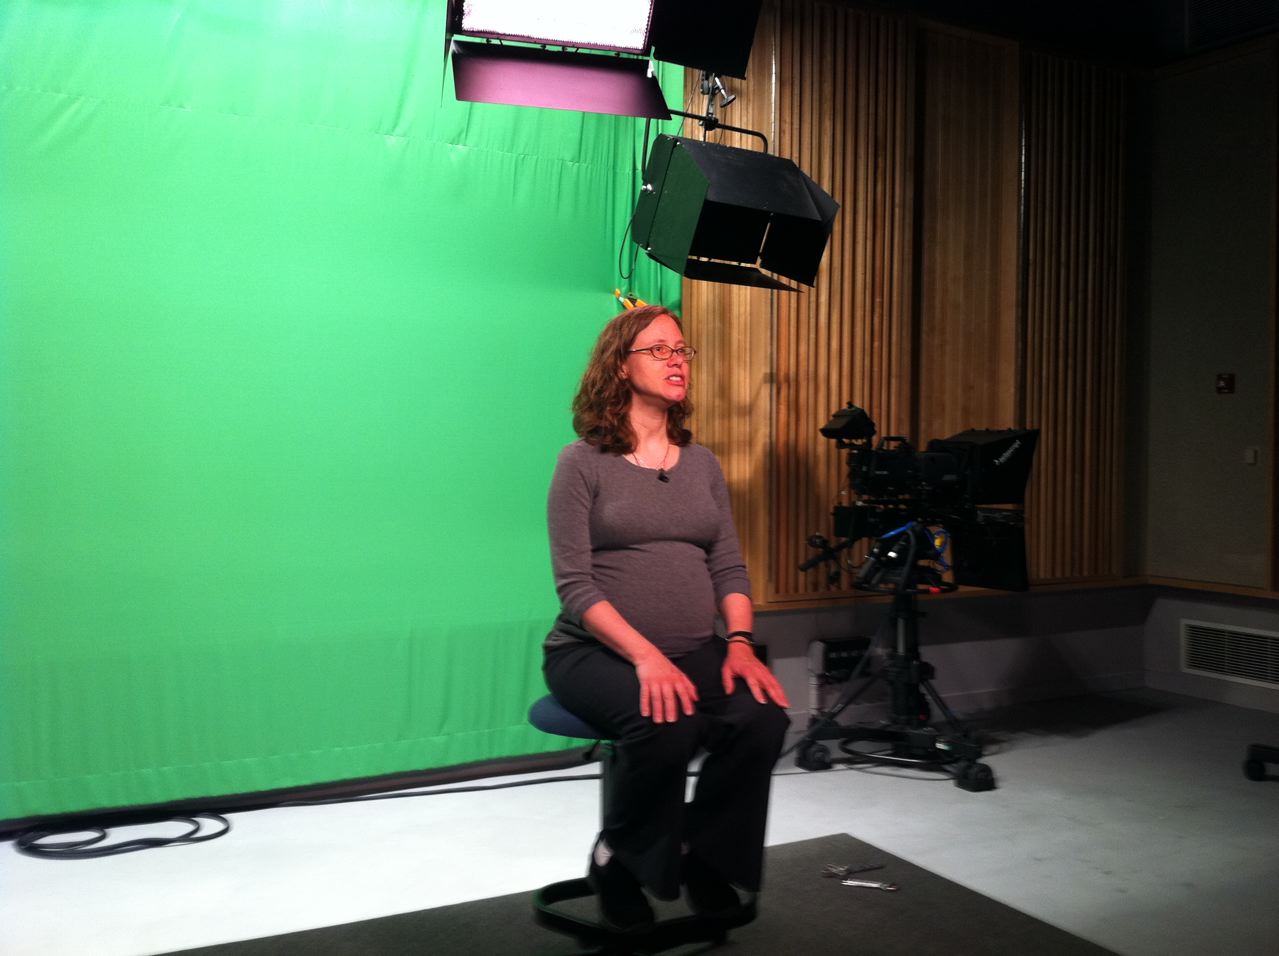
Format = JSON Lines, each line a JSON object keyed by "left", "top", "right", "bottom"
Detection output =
{"left": 527, "top": 694, "right": 757, "bottom": 954}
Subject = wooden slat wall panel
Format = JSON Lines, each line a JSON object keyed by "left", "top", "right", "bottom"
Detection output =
{"left": 681, "top": 3, "right": 782, "bottom": 602}
{"left": 916, "top": 29, "right": 1021, "bottom": 442}
{"left": 1022, "top": 53, "right": 1127, "bottom": 581}
{"left": 770, "top": 2, "right": 917, "bottom": 600}
{"left": 683, "top": 1, "right": 916, "bottom": 603}
{"left": 683, "top": 6, "right": 1127, "bottom": 607}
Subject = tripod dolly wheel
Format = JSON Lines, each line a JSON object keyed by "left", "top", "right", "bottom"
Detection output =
{"left": 796, "top": 742, "right": 833, "bottom": 772}
{"left": 1243, "top": 744, "right": 1278, "bottom": 781}
{"left": 955, "top": 761, "right": 995, "bottom": 792}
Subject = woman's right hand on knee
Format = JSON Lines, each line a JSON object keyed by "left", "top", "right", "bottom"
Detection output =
{"left": 634, "top": 652, "right": 698, "bottom": 724}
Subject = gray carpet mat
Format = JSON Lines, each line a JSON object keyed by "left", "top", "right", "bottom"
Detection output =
{"left": 170, "top": 833, "right": 1116, "bottom": 955}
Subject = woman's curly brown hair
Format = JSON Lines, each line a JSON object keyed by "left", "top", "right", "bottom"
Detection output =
{"left": 571, "top": 304, "right": 693, "bottom": 454}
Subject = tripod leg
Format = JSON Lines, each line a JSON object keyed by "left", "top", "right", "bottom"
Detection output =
{"left": 919, "top": 678, "right": 995, "bottom": 790}
{"left": 817, "top": 672, "right": 880, "bottom": 724}
{"left": 919, "top": 678, "right": 969, "bottom": 734}
{"left": 919, "top": 678, "right": 982, "bottom": 759}
{"left": 791, "top": 673, "right": 880, "bottom": 771}
{"left": 792, "top": 656, "right": 883, "bottom": 771}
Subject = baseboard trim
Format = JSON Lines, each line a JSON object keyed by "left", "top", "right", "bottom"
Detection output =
{"left": 1146, "top": 669, "right": 1279, "bottom": 714}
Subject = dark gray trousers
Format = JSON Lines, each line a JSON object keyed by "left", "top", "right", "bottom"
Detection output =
{"left": 543, "top": 638, "right": 790, "bottom": 900}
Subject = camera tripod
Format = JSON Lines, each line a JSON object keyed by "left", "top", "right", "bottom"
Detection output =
{"left": 793, "top": 541, "right": 995, "bottom": 792}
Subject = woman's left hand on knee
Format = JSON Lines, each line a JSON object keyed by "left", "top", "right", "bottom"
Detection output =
{"left": 721, "top": 644, "right": 790, "bottom": 707}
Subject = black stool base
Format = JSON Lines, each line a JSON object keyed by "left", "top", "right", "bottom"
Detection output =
{"left": 534, "top": 877, "right": 756, "bottom": 954}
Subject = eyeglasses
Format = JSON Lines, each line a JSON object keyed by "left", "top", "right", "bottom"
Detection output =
{"left": 628, "top": 344, "right": 697, "bottom": 361}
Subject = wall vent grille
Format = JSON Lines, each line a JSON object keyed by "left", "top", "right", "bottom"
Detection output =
{"left": 1181, "top": 620, "right": 1279, "bottom": 688}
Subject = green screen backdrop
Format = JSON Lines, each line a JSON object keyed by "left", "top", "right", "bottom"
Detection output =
{"left": 0, "top": 0, "right": 682, "bottom": 822}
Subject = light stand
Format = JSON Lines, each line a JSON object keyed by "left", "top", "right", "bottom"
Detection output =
{"left": 793, "top": 525, "right": 996, "bottom": 792}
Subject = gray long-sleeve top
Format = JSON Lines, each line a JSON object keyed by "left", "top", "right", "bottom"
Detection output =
{"left": 545, "top": 439, "right": 752, "bottom": 657}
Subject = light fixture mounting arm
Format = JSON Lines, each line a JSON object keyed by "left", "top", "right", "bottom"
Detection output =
{"left": 667, "top": 70, "right": 768, "bottom": 153}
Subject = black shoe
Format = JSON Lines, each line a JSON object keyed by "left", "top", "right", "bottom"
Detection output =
{"left": 588, "top": 849, "right": 655, "bottom": 933}
{"left": 682, "top": 853, "right": 741, "bottom": 918}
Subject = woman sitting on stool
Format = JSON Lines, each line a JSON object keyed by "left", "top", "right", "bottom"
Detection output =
{"left": 543, "top": 304, "right": 791, "bottom": 931}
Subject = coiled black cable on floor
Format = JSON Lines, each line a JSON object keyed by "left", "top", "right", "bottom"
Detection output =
{"left": 14, "top": 812, "right": 231, "bottom": 859}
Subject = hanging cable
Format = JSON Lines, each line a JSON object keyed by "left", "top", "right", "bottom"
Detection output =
{"left": 616, "top": 116, "right": 654, "bottom": 283}
{"left": 615, "top": 71, "right": 698, "bottom": 286}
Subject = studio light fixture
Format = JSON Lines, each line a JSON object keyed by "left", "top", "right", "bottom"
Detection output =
{"left": 445, "top": 1, "right": 838, "bottom": 291}
{"left": 446, "top": 0, "right": 762, "bottom": 118}
{"left": 454, "top": 0, "right": 655, "bottom": 53}
{"left": 631, "top": 135, "right": 839, "bottom": 291}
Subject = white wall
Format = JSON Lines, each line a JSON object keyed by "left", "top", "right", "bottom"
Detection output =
{"left": 1142, "top": 44, "right": 1276, "bottom": 587}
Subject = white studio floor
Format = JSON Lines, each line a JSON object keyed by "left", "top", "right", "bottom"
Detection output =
{"left": 3, "top": 688, "right": 1278, "bottom": 956}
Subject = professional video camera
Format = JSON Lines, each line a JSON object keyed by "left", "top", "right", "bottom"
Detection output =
{"left": 804, "top": 403, "right": 1040, "bottom": 591}
{"left": 793, "top": 405, "right": 1040, "bottom": 789}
